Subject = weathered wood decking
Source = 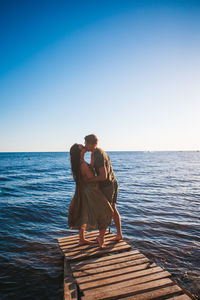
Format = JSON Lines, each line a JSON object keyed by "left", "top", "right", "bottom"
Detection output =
{"left": 57, "top": 230, "right": 193, "bottom": 299}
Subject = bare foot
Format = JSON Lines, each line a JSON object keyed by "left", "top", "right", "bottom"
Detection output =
{"left": 111, "top": 234, "right": 123, "bottom": 242}
{"left": 78, "top": 239, "right": 93, "bottom": 246}
{"left": 96, "top": 236, "right": 105, "bottom": 249}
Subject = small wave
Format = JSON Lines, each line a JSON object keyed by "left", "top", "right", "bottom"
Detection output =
{"left": 32, "top": 168, "right": 49, "bottom": 173}
{"left": 1, "top": 187, "right": 15, "bottom": 192}
{"left": 0, "top": 192, "right": 21, "bottom": 198}
{"left": 0, "top": 177, "right": 12, "bottom": 182}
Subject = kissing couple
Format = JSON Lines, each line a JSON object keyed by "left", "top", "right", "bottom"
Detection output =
{"left": 68, "top": 134, "right": 122, "bottom": 248}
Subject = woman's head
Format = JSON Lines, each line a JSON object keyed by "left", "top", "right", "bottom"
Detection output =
{"left": 70, "top": 144, "right": 83, "bottom": 182}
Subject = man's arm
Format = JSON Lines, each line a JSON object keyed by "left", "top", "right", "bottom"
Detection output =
{"left": 87, "top": 166, "right": 107, "bottom": 183}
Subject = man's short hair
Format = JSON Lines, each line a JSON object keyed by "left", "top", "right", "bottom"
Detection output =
{"left": 84, "top": 134, "right": 98, "bottom": 145}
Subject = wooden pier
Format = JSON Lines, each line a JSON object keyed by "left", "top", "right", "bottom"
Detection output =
{"left": 57, "top": 230, "right": 193, "bottom": 299}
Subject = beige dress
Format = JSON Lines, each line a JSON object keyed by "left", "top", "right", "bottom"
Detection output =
{"left": 68, "top": 174, "right": 113, "bottom": 231}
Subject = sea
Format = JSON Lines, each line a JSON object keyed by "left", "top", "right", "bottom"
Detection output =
{"left": 0, "top": 151, "right": 199, "bottom": 299}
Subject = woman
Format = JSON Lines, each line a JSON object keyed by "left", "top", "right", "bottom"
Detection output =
{"left": 68, "top": 144, "right": 113, "bottom": 248}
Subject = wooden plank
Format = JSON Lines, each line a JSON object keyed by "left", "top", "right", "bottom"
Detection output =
{"left": 80, "top": 270, "right": 171, "bottom": 296}
{"left": 60, "top": 241, "right": 128, "bottom": 254}
{"left": 58, "top": 230, "right": 99, "bottom": 241}
{"left": 76, "top": 262, "right": 156, "bottom": 284}
{"left": 166, "top": 294, "right": 192, "bottom": 299}
{"left": 71, "top": 253, "right": 145, "bottom": 271}
{"left": 58, "top": 230, "right": 111, "bottom": 242}
{"left": 78, "top": 266, "right": 164, "bottom": 291}
{"left": 71, "top": 249, "right": 140, "bottom": 265}
{"left": 59, "top": 230, "right": 115, "bottom": 241}
{"left": 64, "top": 243, "right": 132, "bottom": 262}
{"left": 122, "top": 285, "right": 185, "bottom": 300}
{"left": 60, "top": 239, "right": 128, "bottom": 251}
{"left": 60, "top": 240, "right": 128, "bottom": 251}
{"left": 70, "top": 250, "right": 139, "bottom": 270}
{"left": 73, "top": 257, "right": 150, "bottom": 277}
{"left": 82, "top": 278, "right": 174, "bottom": 299}
{"left": 59, "top": 232, "right": 116, "bottom": 247}
{"left": 63, "top": 258, "right": 78, "bottom": 299}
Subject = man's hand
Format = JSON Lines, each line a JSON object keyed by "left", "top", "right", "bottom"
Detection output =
{"left": 87, "top": 166, "right": 107, "bottom": 183}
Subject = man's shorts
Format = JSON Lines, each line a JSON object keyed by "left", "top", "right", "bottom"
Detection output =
{"left": 101, "top": 181, "right": 118, "bottom": 204}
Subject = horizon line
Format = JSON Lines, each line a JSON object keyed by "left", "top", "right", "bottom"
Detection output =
{"left": 0, "top": 150, "right": 200, "bottom": 153}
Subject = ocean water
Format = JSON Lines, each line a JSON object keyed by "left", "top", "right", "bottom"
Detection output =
{"left": 0, "top": 151, "right": 199, "bottom": 299}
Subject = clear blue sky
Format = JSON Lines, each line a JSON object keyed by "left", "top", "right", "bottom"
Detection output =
{"left": 1, "top": 0, "right": 200, "bottom": 151}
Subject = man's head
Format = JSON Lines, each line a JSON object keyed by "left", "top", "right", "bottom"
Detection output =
{"left": 84, "top": 134, "right": 98, "bottom": 151}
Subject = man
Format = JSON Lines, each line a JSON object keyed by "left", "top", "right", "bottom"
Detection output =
{"left": 84, "top": 134, "right": 122, "bottom": 241}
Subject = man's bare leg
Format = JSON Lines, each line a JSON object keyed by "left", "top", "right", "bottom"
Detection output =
{"left": 79, "top": 229, "right": 93, "bottom": 245}
{"left": 112, "top": 203, "right": 122, "bottom": 241}
{"left": 96, "top": 227, "right": 107, "bottom": 248}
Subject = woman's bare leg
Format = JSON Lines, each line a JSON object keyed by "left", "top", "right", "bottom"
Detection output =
{"left": 79, "top": 229, "right": 93, "bottom": 245}
{"left": 96, "top": 227, "right": 107, "bottom": 248}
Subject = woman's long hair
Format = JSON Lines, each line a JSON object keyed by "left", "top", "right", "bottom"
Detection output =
{"left": 70, "top": 144, "right": 81, "bottom": 183}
